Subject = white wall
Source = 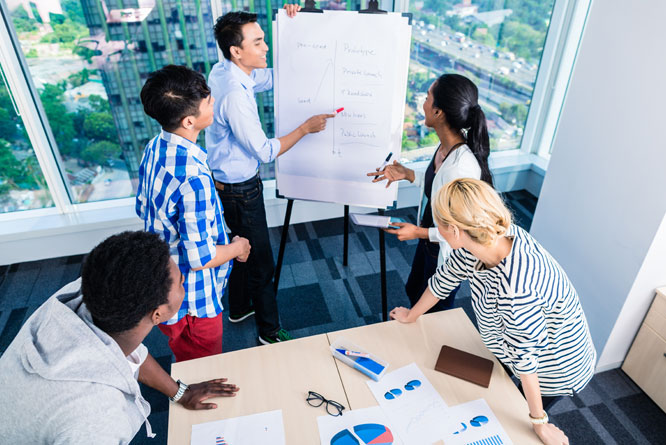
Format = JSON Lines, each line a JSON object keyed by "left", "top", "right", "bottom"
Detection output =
{"left": 530, "top": 0, "right": 666, "bottom": 370}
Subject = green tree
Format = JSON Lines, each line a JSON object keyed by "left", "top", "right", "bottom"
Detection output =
{"left": 39, "top": 83, "right": 77, "bottom": 156}
{"left": 472, "top": 28, "right": 496, "bottom": 47}
{"left": 81, "top": 140, "right": 121, "bottom": 165}
{"left": 62, "top": 0, "right": 87, "bottom": 25}
{"left": 83, "top": 112, "right": 117, "bottom": 142}
{"left": 420, "top": 130, "right": 440, "bottom": 147}
{"left": 499, "top": 102, "right": 528, "bottom": 124}
{"left": 73, "top": 45, "right": 96, "bottom": 63}
{"left": 10, "top": 7, "right": 37, "bottom": 33}
{"left": 68, "top": 68, "right": 90, "bottom": 87}
{"left": 88, "top": 94, "right": 111, "bottom": 113}
{"left": 499, "top": 21, "right": 543, "bottom": 61}
{"left": 402, "top": 132, "right": 418, "bottom": 150}
{"left": 0, "top": 108, "right": 17, "bottom": 140}
{"left": 0, "top": 139, "right": 36, "bottom": 191}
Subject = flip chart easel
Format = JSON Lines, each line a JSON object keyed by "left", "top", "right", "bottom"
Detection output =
{"left": 273, "top": 2, "right": 412, "bottom": 321}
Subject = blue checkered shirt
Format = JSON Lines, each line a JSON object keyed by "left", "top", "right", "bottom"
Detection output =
{"left": 136, "top": 130, "right": 231, "bottom": 325}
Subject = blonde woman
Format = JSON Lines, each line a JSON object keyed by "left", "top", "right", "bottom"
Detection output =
{"left": 390, "top": 178, "right": 596, "bottom": 445}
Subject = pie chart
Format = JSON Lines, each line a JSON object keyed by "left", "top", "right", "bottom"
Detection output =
{"left": 470, "top": 415, "right": 489, "bottom": 427}
{"left": 330, "top": 423, "right": 394, "bottom": 445}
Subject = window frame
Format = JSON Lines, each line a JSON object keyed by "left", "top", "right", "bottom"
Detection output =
{"left": 0, "top": 0, "right": 588, "bottom": 225}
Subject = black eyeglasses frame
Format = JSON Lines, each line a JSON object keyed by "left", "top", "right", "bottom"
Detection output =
{"left": 306, "top": 391, "right": 346, "bottom": 417}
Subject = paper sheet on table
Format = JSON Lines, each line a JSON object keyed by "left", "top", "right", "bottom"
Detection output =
{"left": 317, "top": 406, "right": 404, "bottom": 445}
{"left": 367, "top": 363, "right": 453, "bottom": 445}
{"left": 443, "top": 399, "right": 513, "bottom": 445}
{"left": 350, "top": 213, "right": 392, "bottom": 228}
{"left": 190, "top": 409, "right": 285, "bottom": 445}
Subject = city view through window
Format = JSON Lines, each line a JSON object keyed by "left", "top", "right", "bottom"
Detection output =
{"left": 1, "top": 0, "right": 554, "bottom": 213}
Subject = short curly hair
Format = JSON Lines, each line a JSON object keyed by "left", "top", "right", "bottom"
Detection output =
{"left": 82, "top": 231, "right": 173, "bottom": 334}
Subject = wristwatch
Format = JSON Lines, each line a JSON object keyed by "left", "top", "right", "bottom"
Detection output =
{"left": 529, "top": 411, "right": 549, "bottom": 425}
{"left": 169, "top": 379, "right": 189, "bottom": 403}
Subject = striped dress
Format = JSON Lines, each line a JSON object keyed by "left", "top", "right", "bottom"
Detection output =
{"left": 429, "top": 224, "right": 596, "bottom": 396}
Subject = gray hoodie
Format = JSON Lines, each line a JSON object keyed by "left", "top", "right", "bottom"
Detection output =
{"left": 0, "top": 279, "right": 155, "bottom": 444}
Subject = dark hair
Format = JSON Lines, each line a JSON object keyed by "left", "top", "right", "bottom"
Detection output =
{"left": 81, "top": 231, "right": 173, "bottom": 334}
{"left": 140, "top": 64, "right": 210, "bottom": 132}
{"left": 431, "top": 74, "right": 493, "bottom": 186}
{"left": 214, "top": 11, "right": 257, "bottom": 60}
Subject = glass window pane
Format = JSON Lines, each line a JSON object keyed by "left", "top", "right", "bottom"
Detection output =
{"left": 7, "top": 0, "right": 221, "bottom": 202}
{"left": 403, "top": 0, "right": 556, "bottom": 162}
{"left": 0, "top": 64, "right": 53, "bottom": 213}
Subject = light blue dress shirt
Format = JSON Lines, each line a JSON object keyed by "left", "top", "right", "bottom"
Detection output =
{"left": 206, "top": 58, "right": 281, "bottom": 183}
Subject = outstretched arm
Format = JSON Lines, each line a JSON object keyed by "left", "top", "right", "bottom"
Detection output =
{"left": 138, "top": 353, "right": 239, "bottom": 410}
{"left": 520, "top": 373, "right": 569, "bottom": 445}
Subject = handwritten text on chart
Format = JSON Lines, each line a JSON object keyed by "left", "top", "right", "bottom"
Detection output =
{"left": 341, "top": 67, "right": 383, "bottom": 80}
{"left": 296, "top": 42, "right": 328, "bottom": 50}
{"left": 343, "top": 43, "right": 376, "bottom": 56}
{"left": 340, "top": 128, "right": 376, "bottom": 139}
{"left": 338, "top": 110, "right": 368, "bottom": 119}
{"left": 341, "top": 88, "right": 373, "bottom": 98}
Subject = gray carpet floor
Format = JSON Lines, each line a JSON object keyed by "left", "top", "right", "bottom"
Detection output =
{"left": 1, "top": 191, "right": 664, "bottom": 444}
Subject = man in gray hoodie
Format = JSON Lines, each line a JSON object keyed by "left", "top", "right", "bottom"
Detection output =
{"left": 0, "top": 231, "right": 239, "bottom": 444}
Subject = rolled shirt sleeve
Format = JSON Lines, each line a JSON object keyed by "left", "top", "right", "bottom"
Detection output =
{"left": 428, "top": 248, "right": 468, "bottom": 300}
{"left": 500, "top": 292, "right": 549, "bottom": 375}
{"left": 225, "top": 90, "right": 281, "bottom": 164}
{"left": 175, "top": 177, "right": 218, "bottom": 270}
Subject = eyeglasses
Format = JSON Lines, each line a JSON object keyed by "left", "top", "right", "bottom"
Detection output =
{"left": 306, "top": 391, "right": 346, "bottom": 416}
{"left": 384, "top": 379, "right": 422, "bottom": 400}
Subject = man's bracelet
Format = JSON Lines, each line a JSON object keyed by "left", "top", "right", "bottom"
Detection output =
{"left": 529, "top": 411, "right": 549, "bottom": 425}
{"left": 169, "top": 379, "right": 189, "bottom": 403}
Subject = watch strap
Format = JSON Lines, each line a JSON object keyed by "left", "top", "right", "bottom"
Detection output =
{"left": 529, "top": 411, "right": 549, "bottom": 425}
{"left": 169, "top": 379, "right": 189, "bottom": 403}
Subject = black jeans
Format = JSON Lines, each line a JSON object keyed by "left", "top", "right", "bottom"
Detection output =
{"left": 405, "top": 238, "right": 458, "bottom": 312}
{"left": 215, "top": 174, "right": 280, "bottom": 337}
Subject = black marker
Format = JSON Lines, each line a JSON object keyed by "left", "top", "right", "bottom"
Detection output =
{"left": 374, "top": 152, "right": 393, "bottom": 180}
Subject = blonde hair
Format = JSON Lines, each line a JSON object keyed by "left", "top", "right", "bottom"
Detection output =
{"left": 432, "top": 178, "right": 512, "bottom": 246}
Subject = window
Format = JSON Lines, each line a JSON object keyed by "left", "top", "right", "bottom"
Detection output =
{"left": 6, "top": 0, "right": 219, "bottom": 203}
{"left": 403, "top": 0, "right": 556, "bottom": 162}
{"left": 0, "top": 63, "right": 53, "bottom": 213}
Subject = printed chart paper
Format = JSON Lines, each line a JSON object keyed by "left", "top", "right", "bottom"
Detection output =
{"left": 317, "top": 406, "right": 403, "bottom": 445}
{"left": 190, "top": 409, "right": 285, "bottom": 445}
{"left": 367, "top": 363, "right": 453, "bottom": 445}
{"left": 349, "top": 213, "right": 392, "bottom": 228}
{"left": 444, "top": 399, "right": 513, "bottom": 445}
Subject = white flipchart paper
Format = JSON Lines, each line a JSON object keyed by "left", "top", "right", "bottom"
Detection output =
{"left": 274, "top": 10, "right": 411, "bottom": 208}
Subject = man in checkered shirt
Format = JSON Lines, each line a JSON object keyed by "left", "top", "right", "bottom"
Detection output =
{"left": 136, "top": 65, "right": 251, "bottom": 362}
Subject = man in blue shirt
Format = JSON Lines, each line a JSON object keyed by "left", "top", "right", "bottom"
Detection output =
{"left": 136, "top": 65, "right": 251, "bottom": 361}
{"left": 207, "top": 8, "right": 334, "bottom": 344}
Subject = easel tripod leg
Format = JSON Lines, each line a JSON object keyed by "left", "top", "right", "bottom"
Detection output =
{"left": 343, "top": 205, "right": 349, "bottom": 266}
{"left": 274, "top": 199, "right": 294, "bottom": 293}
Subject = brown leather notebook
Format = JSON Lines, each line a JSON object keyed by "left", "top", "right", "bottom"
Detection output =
{"left": 434, "top": 345, "right": 494, "bottom": 388}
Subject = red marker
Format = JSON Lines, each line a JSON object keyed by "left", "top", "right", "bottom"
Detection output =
{"left": 335, "top": 107, "right": 344, "bottom": 114}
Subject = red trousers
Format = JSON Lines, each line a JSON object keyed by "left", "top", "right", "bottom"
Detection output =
{"left": 158, "top": 313, "right": 223, "bottom": 362}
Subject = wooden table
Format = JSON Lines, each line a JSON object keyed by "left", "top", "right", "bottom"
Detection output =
{"left": 168, "top": 309, "right": 541, "bottom": 444}
{"left": 328, "top": 308, "right": 541, "bottom": 444}
{"left": 167, "top": 334, "right": 348, "bottom": 444}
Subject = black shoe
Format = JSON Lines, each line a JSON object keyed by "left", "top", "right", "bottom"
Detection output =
{"left": 228, "top": 309, "right": 255, "bottom": 323}
{"left": 258, "top": 329, "right": 293, "bottom": 345}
